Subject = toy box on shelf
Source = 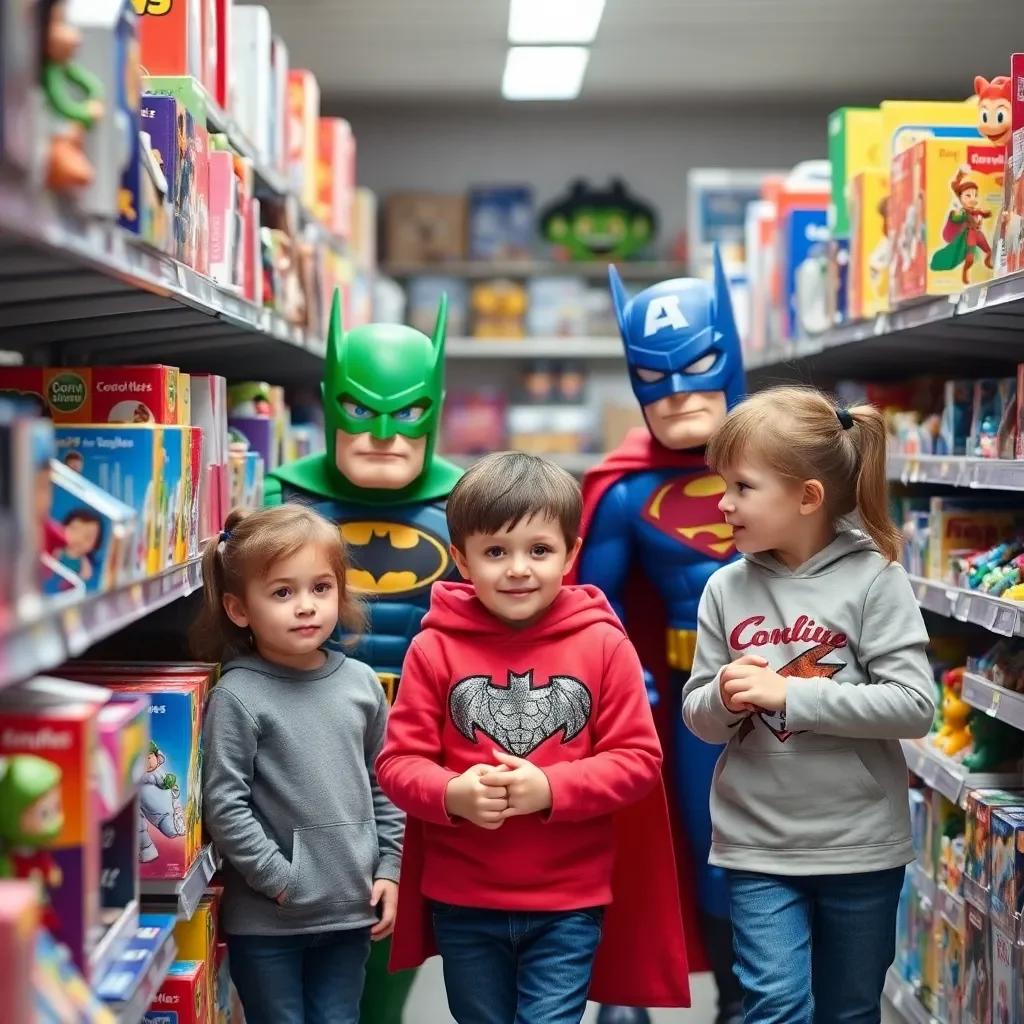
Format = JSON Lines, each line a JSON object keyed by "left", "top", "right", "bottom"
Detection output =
{"left": 231, "top": 4, "right": 272, "bottom": 162}
{"left": 287, "top": 69, "right": 320, "bottom": 208}
{"left": 467, "top": 185, "right": 534, "bottom": 262}
{"left": 386, "top": 192, "right": 467, "bottom": 265}
{"left": 0, "top": 881, "right": 38, "bottom": 1024}
{"left": 1, "top": 0, "right": 38, "bottom": 176}
{"left": 317, "top": 117, "right": 356, "bottom": 241}
{"left": 145, "top": 960, "right": 208, "bottom": 1024}
{"left": 847, "top": 169, "right": 891, "bottom": 321}
{"left": 995, "top": 55, "right": 1024, "bottom": 277}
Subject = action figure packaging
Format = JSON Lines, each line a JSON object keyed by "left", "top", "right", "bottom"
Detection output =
{"left": 907, "top": 872, "right": 938, "bottom": 1007}
{"left": 287, "top": 69, "right": 320, "bottom": 208}
{"left": 990, "top": 810, "right": 1024, "bottom": 933}
{"left": 993, "top": 923, "right": 1017, "bottom": 1024}
{"left": 470, "top": 279, "right": 527, "bottom": 338}
{"left": 48, "top": 457, "right": 138, "bottom": 595}
{"left": 385, "top": 192, "right": 467, "bottom": 264}
{"left": 995, "top": 55, "right": 1024, "bottom": 278}
{"left": 969, "top": 378, "right": 1017, "bottom": 460}
{"left": 847, "top": 169, "right": 891, "bottom": 320}
{"left": 269, "top": 35, "right": 289, "bottom": 176}
{"left": 170, "top": 893, "right": 219, "bottom": 1022}
{"left": 934, "top": 790, "right": 967, "bottom": 892}
{"left": 964, "top": 790, "right": 1024, "bottom": 902}
{"left": 467, "top": 185, "right": 535, "bottom": 262}
{"left": 0, "top": 365, "right": 180, "bottom": 426}
{"left": 0, "top": 687, "right": 105, "bottom": 977}
{"left": 0, "top": 881, "right": 37, "bottom": 1024}
{"left": 409, "top": 277, "right": 468, "bottom": 338}
{"left": 146, "top": 960, "right": 209, "bottom": 1024}
{"left": 939, "top": 914, "right": 966, "bottom": 1024}
{"left": 889, "top": 138, "right": 1005, "bottom": 305}
{"left": 827, "top": 106, "right": 882, "bottom": 324}
{"left": 0, "top": 0, "right": 38, "bottom": 174}
{"left": 317, "top": 117, "right": 356, "bottom": 241}
{"left": 138, "top": 0, "right": 205, "bottom": 82}
{"left": 880, "top": 100, "right": 982, "bottom": 161}
{"left": 911, "top": 788, "right": 930, "bottom": 865}
{"left": 97, "top": 694, "right": 150, "bottom": 823}
{"left": 230, "top": 5, "right": 272, "bottom": 163}
{"left": 927, "top": 501, "right": 1024, "bottom": 584}
{"left": 964, "top": 902, "right": 991, "bottom": 1024}
{"left": 54, "top": 424, "right": 165, "bottom": 579}
{"left": 526, "top": 277, "right": 589, "bottom": 337}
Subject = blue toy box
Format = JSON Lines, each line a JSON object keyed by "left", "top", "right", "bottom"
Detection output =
{"left": 468, "top": 185, "right": 534, "bottom": 261}
{"left": 782, "top": 207, "right": 830, "bottom": 343}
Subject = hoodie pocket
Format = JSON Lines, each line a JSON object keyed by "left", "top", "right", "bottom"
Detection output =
{"left": 712, "top": 747, "right": 893, "bottom": 852}
{"left": 281, "top": 821, "right": 376, "bottom": 911}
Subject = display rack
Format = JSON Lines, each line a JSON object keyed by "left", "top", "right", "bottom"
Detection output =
{"left": 384, "top": 259, "right": 689, "bottom": 281}
{"left": 141, "top": 845, "right": 221, "bottom": 922}
{"left": 900, "top": 738, "right": 1021, "bottom": 808}
{"left": 446, "top": 337, "right": 624, "bottom": 359}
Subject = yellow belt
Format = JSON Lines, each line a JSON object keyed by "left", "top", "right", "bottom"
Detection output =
{"left": 666, "top": 629, "right": 698, "bottom": 673}
{"left": 376, "top": 673, "right": 400, "bottom": 705}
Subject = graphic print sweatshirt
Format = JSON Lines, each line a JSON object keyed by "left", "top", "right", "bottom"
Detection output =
{"left": 682, "top": 529, "right": 936, "bottom": 876}
{"left": 376, "top": 582, "right": 663, "bottom": 911}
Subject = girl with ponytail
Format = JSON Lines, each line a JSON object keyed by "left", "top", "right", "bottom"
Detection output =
{"left": 682, "top": 385, "right": 935, "bottom": 1024}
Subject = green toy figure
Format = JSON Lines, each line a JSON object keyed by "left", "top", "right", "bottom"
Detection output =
{"left": 265, "top": 288, "right": 463, "bottom": 1024}
{"left": 0, "top": 754, "right": 65, "bottom": 932}
{"left": 963, "top": 710, "right": 1022, "bottom": 773}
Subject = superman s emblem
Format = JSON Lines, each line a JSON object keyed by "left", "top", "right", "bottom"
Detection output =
{"left": 340, "top": 521, "right": 449, "bottom": 597}
{"left": 641, "top": 474, "right": 734, "bottom": 560}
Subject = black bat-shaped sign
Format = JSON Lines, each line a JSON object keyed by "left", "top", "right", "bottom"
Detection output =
{"left": 449, "top": 669, "right": 592, "bottom": 757}
{"left": 342, "top": 521, "right": 449, "bottom": 597}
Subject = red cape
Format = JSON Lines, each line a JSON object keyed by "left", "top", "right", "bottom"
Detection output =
{"left": 566, "top": 427, "right": 711, "bottom": 974}
{"left": 390, "top": 788, "right": 691, "bottom": 1008}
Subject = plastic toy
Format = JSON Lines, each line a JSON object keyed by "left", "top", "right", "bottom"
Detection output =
{"left": 539, "top": 178, "right": 657, "bottom": 262}
{"left": 265, "top": 289, "right": 463, "bottom": 1024}
{"left": 964, "top": 712, "right": 1022, "bottom": 773}
{"left": 571, "top": 246, "right": 746, "bottom": 1024}
{"left": 935, "top": 668, "right": 972, "bottom": 757}
{"left": 38, "top": 0, "right": 105, "bottom": 192}
{"left": 469, "top": 279, "right": 527, "bottom": 338}
{"left": 975, "top": 76, "right": 1012, "bottom": 150}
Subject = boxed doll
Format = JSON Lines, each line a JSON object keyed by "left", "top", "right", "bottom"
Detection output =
{"left": 964, "top": 903, "right": 991, "bottom": 1024}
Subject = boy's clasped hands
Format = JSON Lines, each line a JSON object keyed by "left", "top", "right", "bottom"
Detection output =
{"left": 444, "top": 750, "right": 552, "bottom": 830}
{"left": 720, "top": 655, "right": 788, "bottom": 714}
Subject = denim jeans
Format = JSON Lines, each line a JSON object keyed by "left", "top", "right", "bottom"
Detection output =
{"left": 227, "top": 927, "right": 372, "bottom": 1024}
{"left": 727, "top": 867, "right": 906, "bottom": 1024}
{"left": 430, "top": 901, "right": 604, "bottom": 1024}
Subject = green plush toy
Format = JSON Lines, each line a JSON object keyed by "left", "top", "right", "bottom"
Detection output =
{"left": 963, "top": 709, "right": 1023, "bottom": 772}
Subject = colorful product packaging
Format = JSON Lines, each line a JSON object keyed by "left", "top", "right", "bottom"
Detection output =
{"left": 146, "top": 960, "right": 209, "bottom": 1024}
{"left": 96, "top": 694, "right": 150, "bottom": 822}
{"left": 317, "top": 117, "right": 356, "bottom": 240}
{"left": 0, "top": 881, "right": 38, "bottom": 1024}
{"left": 847, "top": 169, "right": 891, "bottom": 320}
{"left": 286, "top": 69, "right": 321, "bottom": 208}
{"left": 995, "top": 53, "right": 1024, "bottom": 277}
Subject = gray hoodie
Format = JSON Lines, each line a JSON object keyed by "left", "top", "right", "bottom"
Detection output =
{"left": 682, "top": 530, "right": 935, "bottom": 876}
{"left": 202, "top": 649, "right": 404, "bottom": 935}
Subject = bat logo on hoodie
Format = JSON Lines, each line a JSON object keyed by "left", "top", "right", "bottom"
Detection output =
{"left": 449, "top": 669, "right": 592, "bottom": 757}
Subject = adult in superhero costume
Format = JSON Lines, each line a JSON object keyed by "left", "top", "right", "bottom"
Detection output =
{"left": 0, "top": 754, "right": 66, "bottom": 934}
{"left": 570, "top": 247, "right": 746, "bottom": 1024}
{"left": 265, "top": 289, "right": 463, "bottom": 1024}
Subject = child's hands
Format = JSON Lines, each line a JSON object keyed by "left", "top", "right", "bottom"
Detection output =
{"left": 483, "top": 750, "right": 552, "bottom": 818}
{"left": 370, "top": 879, "right": 398, "bottom": 941}
{"left": 721, "top": 656, "right": 787, "bottom": 713}
{"left": 274, "top": 889, "right": 287, "bottom": 905}
{"left": 445, "top": 764, "right": 510, "bottom": 829}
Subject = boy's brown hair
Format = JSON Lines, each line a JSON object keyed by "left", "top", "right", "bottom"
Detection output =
{"left": 190, "top": 504, "right": 366, "bottom": 662}
{"left": 447, "top": 451, "right": 583, "bottom": 549}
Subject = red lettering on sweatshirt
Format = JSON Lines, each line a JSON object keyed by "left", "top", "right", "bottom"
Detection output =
{"left": 729, "top": 614, "right": 848, "bottom": 652}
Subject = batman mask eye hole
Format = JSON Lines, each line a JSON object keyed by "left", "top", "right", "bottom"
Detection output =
{"left": 683, "top": 353, "right": 718, "bottom": 375}
{"left": 339, "top": 396, "right": 376, "bottom": 420}
{"left": 394, "top": 402, "right": 429, "bottom": 423}
{"left": 635, "top": 368, "right": 666, "bottom": 384}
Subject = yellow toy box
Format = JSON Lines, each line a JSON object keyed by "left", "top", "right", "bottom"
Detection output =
{"left": 174, "top": 895, "right": 218, "bottom": 1023}
{"left": 827, "top": 107, "right": 882, "bottom": 323}
{"left": 848, "top": 169, "right": 890, "bottom": 320}
{"left": 890, "top": 139, "right": 1005, "bottom": 304}
{"left": 881, "top": 99, "right": 982, "bottom": 160}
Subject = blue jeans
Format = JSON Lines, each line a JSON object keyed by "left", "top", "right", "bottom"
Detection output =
{"left": 227, "top": 928, "right": 372, "bottom": 1024}
{"left": 727, "top": 867, "right": 905, "bottom": 1024}
{"left": 430, "top": 901, "right": 604, "bottom": 1024}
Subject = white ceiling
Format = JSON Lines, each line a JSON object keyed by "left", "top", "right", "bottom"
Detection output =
{"left": 261, "top": 0, "right": 1020, "bottom": 104}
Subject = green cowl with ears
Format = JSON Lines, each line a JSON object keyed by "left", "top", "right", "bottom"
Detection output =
{"left": 268, "top": 289, "right": 463, "bottom": 507}
{"left": 0, "top": 755, "right": 63, "bottom": 847}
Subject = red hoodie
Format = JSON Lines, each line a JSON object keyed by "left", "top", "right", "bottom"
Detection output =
{"left": 376, "top": 581, "right": 692, "bottom": 1008}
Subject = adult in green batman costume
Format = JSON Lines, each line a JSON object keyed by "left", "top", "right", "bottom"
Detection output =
{"left": 265, "top": 288, "right": 463, "bottom": 1024}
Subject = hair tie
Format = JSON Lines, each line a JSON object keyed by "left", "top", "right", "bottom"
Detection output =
{"left": 836, "top": 408, "right": 854, "bottom": 431}
{"left": 220, "top": 529, "right": 232, "bottom": 543}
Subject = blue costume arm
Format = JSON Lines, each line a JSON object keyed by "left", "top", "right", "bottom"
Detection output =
{"left": 578, "top": 481, "right": 659, "bottom": 705}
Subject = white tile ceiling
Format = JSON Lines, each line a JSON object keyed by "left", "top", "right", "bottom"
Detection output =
{"left": 260, "top": 0, "right": 1021, "bottom": 103}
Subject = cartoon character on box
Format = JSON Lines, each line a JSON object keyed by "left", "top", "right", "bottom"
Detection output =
{"left": 930, "top": 169, "right": 995, "bottom": 285}
{"left": 38, "top": 0, "right": 104, "bottom": 192}
{"left": 976, "top": 76, "right": 1012, "bottom": 151}
{"left": 569, "top": 246, "right": 745, "bottom": 1024}
{"left": 0, "top": 755, "right": 64, "bottom": 933}
{"left": 265, "top": 288, "right": 463, "bottom": 1024}
{"left": 138, "top": 740, "right": 185, "bottom": 864}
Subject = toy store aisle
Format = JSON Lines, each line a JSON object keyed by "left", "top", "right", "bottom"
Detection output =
{"left": 408, "top": 964, "right": 901, "bottom": 1023}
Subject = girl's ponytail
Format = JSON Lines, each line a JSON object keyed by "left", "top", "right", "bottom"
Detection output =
{"left": 189, "top": 507, "right": 256, "bottom": 663}
{"left": 849, "top": 404, "right": 903, "bottom": 564}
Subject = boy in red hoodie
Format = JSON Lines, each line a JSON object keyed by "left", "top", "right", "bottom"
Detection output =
{"left": 376, "top": 451, "right": 690, "bottom": 1024}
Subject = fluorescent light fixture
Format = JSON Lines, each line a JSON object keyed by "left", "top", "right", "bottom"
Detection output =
{"left": 501, "top": 46, "right": 590, "bottom": 101}
{"left": 508, "top": 0, "right": 606, "bottom": 44}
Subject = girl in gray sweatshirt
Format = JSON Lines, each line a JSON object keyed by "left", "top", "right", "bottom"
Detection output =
{"left": 683, "top": 386, "right": 935, "bottom": 1024}
{"left": 193, "top": 505, "right": 404, "bottom": 1024}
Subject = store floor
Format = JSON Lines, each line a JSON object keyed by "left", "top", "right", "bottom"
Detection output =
{"left": 407, "top": 964, "right": 900, "bottom": 1023}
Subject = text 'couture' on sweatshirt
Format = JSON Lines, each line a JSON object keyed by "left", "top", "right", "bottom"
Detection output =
{"left": 376, "top": 582, "right": 663, "bottom": 912}
{"left": 682, "top": 529, "right": 936, "bottom": 877}
{"left": 202, "top": 649, "right": 404, "bottom": 936}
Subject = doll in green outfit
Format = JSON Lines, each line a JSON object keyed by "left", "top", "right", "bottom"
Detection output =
{"left": 38, "top": 0, "right": 104, "bottom": 192}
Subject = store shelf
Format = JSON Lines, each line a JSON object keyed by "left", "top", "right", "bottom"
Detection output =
{"left": 141, "top": 844, "right": 220, "bottom": 921}
{"left": 89, "top": 900, "right": 140, "bottom": 988}
{"left": 100, "top": 931, "right": 177, "bottom": 1024}
{"left": 0, "top": 182, "right": 325, "bottom": 384}
{"left": 961, "top": 673, "right": 1024, "bottom": 733}
{"left": 0, "top": 558, "right": 203, "bottom": 692}
{"left": 884, "top": 967, "right": 935, "bottom": 1024}
{"left": 907, "top": 576, "right": 1023, "bottom": 637}
{"left": 383, "top": 259, "right": 689, "bottom": 281}
{"left": 889, "top": 454, "right": 1024, "bottom": 491}
{"left": 900, "top": 738, "right": 1021, "bottom": 808}
{"left": 446, "top": 451, "right": 602, "bottom": 474}
{"left": 746, "top": 271, "right": 1024, "bottom": 378}
{"left": 446, "top": 337, "right": 623, "bottom": 359}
